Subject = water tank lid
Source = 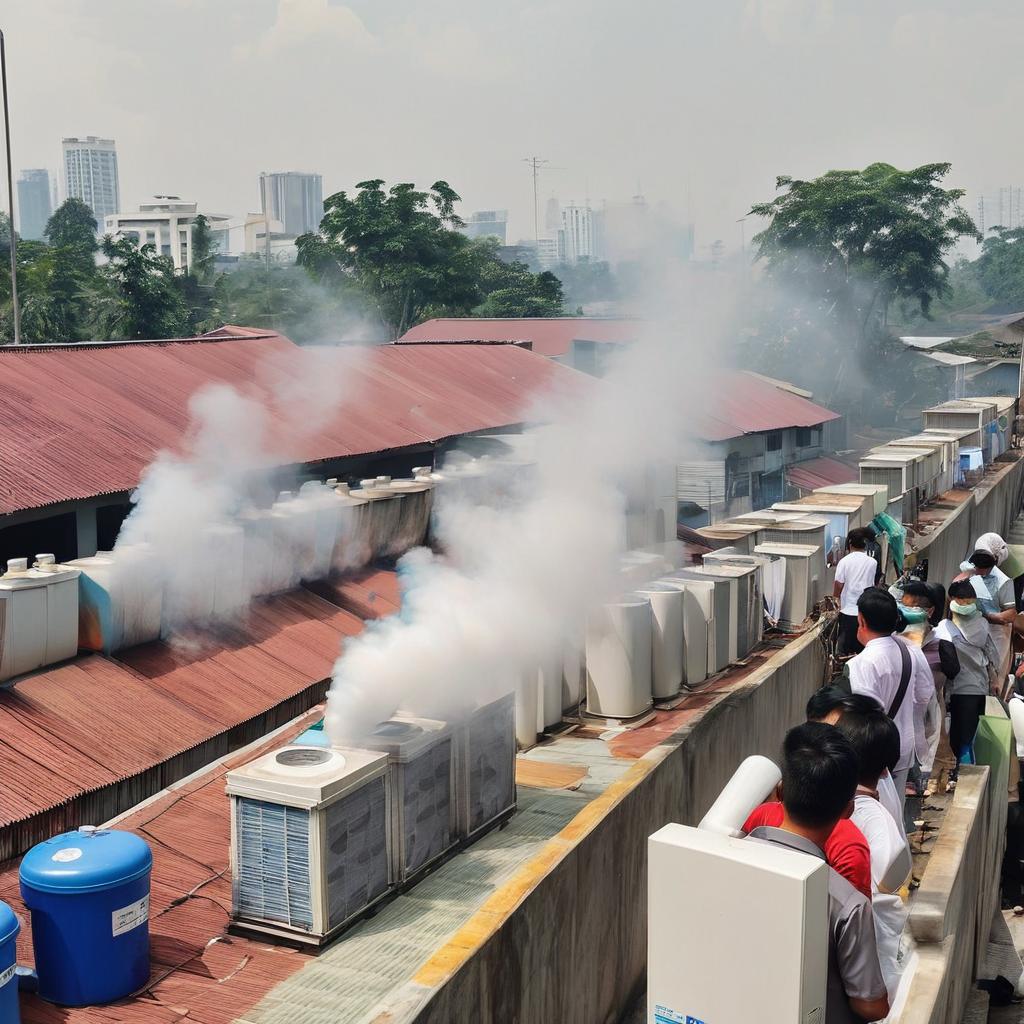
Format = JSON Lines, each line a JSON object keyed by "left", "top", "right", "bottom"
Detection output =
{"left": 0, "top": 900, "right": 19, "bottom": 946}
{"left": 19, "top": 828, "right": 152, "bottom": 894}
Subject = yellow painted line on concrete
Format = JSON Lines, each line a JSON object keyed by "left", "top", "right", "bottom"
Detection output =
{"left": 413, "top": 624, "right": 824, "bottom": 990}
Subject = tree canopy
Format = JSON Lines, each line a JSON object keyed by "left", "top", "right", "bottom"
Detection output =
{"left": 974, "top": 226, "right": 1024, "bottom": 309}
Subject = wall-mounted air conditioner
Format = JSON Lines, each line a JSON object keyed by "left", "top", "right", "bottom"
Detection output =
{"left": 227, "top": 745, "right": 392, "bottom": 944}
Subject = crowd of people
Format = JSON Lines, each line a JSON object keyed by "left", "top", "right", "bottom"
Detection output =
{"left": 740, "top": 528, "right": 1024, "bottom": 1022}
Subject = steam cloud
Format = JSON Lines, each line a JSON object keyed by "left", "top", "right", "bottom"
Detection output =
{"left": 325, "top": 272, "right": 733, "bottom": 742}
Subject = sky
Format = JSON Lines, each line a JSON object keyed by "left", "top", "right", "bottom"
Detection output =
{"left": 4, "top": 0, "right": 1024, "bottom": 255}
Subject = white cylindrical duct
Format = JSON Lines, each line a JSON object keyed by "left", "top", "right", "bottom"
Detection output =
{"left": 697, "top": 755, "right": 781, "bottom": 838}
{"left": 585, "top": 595, "right": 653, "bottom": 718}
{"left": 514, "top": 671, "right": 539, "bottom": 749}
{"left": 634, "top": 582, "right": 684, "bottom": 700}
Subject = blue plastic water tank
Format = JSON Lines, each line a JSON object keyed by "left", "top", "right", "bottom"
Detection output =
{"left": 19, "top": 827, "right": 152, "bottom": 1006}
{"left": 0, "top": 900, "right": 20, "bottom": 1023}
{"left": 293, "top": 727, "right": 331, "bottom": 747}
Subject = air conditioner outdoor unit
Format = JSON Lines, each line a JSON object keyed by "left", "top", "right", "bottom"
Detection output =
{"left": 697, "top": 560, "right": 763, "bottom": 657}
{"left": 671, "top": 568, "right": 739, "bottom": 664}
{"left": 754, "top": 543, "right": 819, "bottom": 627}
{"left": 227, "top": 745, "right": 392, "bottom": 944}
{"left": 634, "top": 581, "right": 685, "bottom": 700}
{"left": 661, "top": 576, "right": 721, "bottom": 677}
{"left": 455, "top": 691, "right": 517, "bottom": 841}
{"left": 585, "top": 594, "right": 654, "bottom": 718}
{"left": 360, "top": 715, "right": 457, "bottom": 882}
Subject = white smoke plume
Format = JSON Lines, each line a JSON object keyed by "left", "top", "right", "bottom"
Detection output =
{"left": 325, "top": 270, "right": 737, "bottom": 742}
{"left": 114, "top": 344, "right": 370, "bottom": 636}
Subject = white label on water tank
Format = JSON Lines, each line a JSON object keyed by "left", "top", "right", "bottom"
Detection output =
{"left": 51, "top": 848, "right": 82, "bottom": 863}
{"left": 0, "top": 965, "right": 14, "bottom": 989}
{"left": 112, "top": 894, "right": 149, "bottom": 937}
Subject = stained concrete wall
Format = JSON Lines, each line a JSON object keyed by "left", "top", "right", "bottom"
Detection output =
{"left": 401, "top": 628, "right": 826, "bottom": 1024}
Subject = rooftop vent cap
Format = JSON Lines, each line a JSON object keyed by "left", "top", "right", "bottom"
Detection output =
{"left": 5, "top": 558, "right": 28, "bottom": 574}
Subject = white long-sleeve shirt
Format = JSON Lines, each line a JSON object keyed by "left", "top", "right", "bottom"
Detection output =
{"left": 848, "top": 635, "right": 934, "bottom": 771}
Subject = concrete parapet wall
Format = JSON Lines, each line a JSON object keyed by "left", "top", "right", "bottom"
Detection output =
{"left": 398, "top": 628, "right": 826, "bottom": 1024}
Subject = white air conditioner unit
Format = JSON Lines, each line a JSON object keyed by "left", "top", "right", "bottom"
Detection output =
{"left": 670, "top": 568, "right": 738, "bottom": 665}
{"left": 585, "top": 595, "right": 653, "bottom": 718}
{"left": 697, "top": 560, "right": 762, "bottom": 658}
{"left": 660, "top": 577, "right": 717, "bottom": 680}
{"left": 362, "top": 716, "right": 457, "bottom": 882}
{"left": 648, "top": 824, "right": 828, "bottom": 1024}
{"left": 754, "top": 543, "right": 819, "bottom": 627}
{"left": 455, "top": 691, "right": 517, "bottom": 841}
{"left": 634, "top": 581, "right": 684, "bottom": 700}
{"left": 227, "top": 745, "right": 392, "bottom": 944}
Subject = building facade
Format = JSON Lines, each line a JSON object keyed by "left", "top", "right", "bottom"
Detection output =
{"left": 462, "top": 210, "right": 508, "bottom": 243}
{"left": 559, "top": 204, "right": 594, "bottom": 263}
{"left": 104, "top": 197, "right": 229, "bottom": 272}
{"left": 259, "top": 171, "right": 323, "bottom": 236}
{"left": 62, "top": 137, "right": 120, "bottom": 224}
{"left": 16, "top": 169, "right": 52, "bottom": 241}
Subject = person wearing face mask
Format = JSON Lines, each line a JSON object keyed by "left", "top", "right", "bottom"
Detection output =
{"left": 936, "top": 579, "right": 1000, "bottom": 791}
{"left": 959, "top": 550, "right": 1016, "bottom": 695}
{"left": 899, "top": 581, "right": 958, "bottom": 796}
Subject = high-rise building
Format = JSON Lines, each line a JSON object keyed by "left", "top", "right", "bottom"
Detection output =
{"left": 461, "top": 210, "right": 508, "bottom": 243}
{"left": 16, "top": 169, "right": 52, "bottom": 241}
{"left": 259, "top": 171, "right": 324, "bottom": 236}
{"left": 62, "top": 137, "right": 120, "bottom": 224}
{"left": 977, "top": 187, "right": 1024, "bottom": 235}
{"left": 559, "top": 204, "right": 595, "bottom": 263}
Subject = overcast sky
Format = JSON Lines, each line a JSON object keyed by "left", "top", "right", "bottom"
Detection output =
{"left": 4, "top": 0, "right": 1022, "bottom": 254}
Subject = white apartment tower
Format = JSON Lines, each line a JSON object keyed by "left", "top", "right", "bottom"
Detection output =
{"left": 62, "top": 137, "right": 120, "bottom": 224}
{"left": 560, "top": 203, "right": 594, "bottom": 263}
{"left": 259, "top": 171, "right": 324, "bottom": 236}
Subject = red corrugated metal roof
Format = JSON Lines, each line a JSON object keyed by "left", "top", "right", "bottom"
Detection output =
{"left": 399, "top": 317, "right": 640, "bottom": 356}
{"left": 695, "top": 373, "right": 841, "bottom": 442}
{"left": 0, "top": 332, "right": 582, "bottom": 515}
{"left": 0, "top": 587, "right": 366, "bottom": 833}
{"left": 303, "top": 567, "right": 402, "bottom": 620}
{"left": 786, "top": 456, "right": 859, "bottom": 492}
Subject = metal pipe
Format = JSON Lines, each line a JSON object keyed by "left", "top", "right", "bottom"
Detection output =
{"left": 0, "top": 30, "right": 19, "bottom": 345}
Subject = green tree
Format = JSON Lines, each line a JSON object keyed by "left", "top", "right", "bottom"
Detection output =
{"left": 471, "top": 239, "right": 565, "bottom": 317}
{"left": 974, "top": 226, "right": 1024, "bottom": 309}
{"left": 190, "top": 214, "right": 216, "bottom": 283}
{"left": 551, "top": 257, "right": 618, "bottom": 309}
{"left": 749, "top": 162, "right": 979, "bottom": 412}
{"left": 297, "top": 179, "right": 482, "bottom": 338}
{"left": 91, "top": 236, "right": 191, "bottom": 340}
{"left": 45, "top": 198, "right": 99, "bottom": 253}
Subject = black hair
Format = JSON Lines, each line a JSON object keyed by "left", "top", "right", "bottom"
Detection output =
{"left": 833, "top": 709, "right": 901, "bottom": 786}
{"left": 806, "top": 687, "right": 884, "bottom": 722}
{"left": 857, "top": 587, "right": 901, "bottom": 635}
{"left": 847, "top": 528, "right": 868, "bottom": 550}
{"left": 948, "top": 579, "right": 977, "bottom": 600}
{"left": 970, "top": 550, "right": 996, "bottom": 571}
{"left": 901, "top": 581, "right": 934, "bottom": 606}
{"left": 780, "top": 722, "right": 859, "bottom": 828}
{"left": 924, "top": 582, "right": 947, "bottom": 626}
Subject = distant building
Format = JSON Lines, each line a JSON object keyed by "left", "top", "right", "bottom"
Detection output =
{"left": 977, "top": 187, "right": 1024, "bottom": 235}
{"left": 461, "top": 210, "right": 508, "bottom": 243}
{"left": 16, "top": 169, "right": 51, "bottom": 241}
{"left": 559, "top": 204, "right": 594, "bottom": 263}
{"left": 593, "top": 195, "right": 694, "bottom": 265}
{"left": 62, "top": 137, "right": 120, "bottom": 224}
{"left": 104, "top": 197, "right": 229, "bottom": 272}
{"left": 534, "top": 237, "right": 559, "bottom": 269}
{"left": 259, "top": 171, "right": 323, "bottom": 236}
{"left": 209, "top": 212, "right": 294, "bottom": 266}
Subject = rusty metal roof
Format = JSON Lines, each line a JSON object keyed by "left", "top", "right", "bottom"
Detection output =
{"left": 785, "top": 456, "right": 859, "bottom": 492}
{"left": 0, "top": 588, "right": 364, "bottom": 834}
{"left": 303, "top": 567, "right": 401, "bottom": 621}
{"left": 0, "top": 331, "right": 581, "bottom": 515}
{"left": 399, "top": 317, "right": 641, "bottom": 356}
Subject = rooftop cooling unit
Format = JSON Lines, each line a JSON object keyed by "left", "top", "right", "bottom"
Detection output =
{"left": 634, "top": 582, "right": 684, "bottom": 700}
{"left": 585, "top": 594, "right": 653, "bottom": 718}
{"left": 331, "top": 484, "right": 372, "bottom": 570}
{"left": 385, "top": 475, "right": 434, "bottom": 554}
{"left": 350, "top": 481, "right": 406, "bottom": 561}
{"left": 562, "top": 643, "right": 584, "bottom": 712}
{"left": 661, "top": 576, "right": 721, "bottom": 678}
{"left": 814, "top": 482, "right": 890, "bottom": 517}
{"left": 0, "top": 557, "right": 80, "bottom": 683}
{"left": 757, "top": 517, "right": 827, "bottom": 571}
{"left": 671, "top": 568, "right": 738, "bottom": 664}
{"left": 702, "top": 551, "right": 784, "bottom": 631}
{"left": 362, "top": 716, "right": 457, "bottom": 882}
{"left": 696, "top": 522, "right": 761, "bottom": 554}
{"left": 753, "top": 543, "right": 819, "bottom": 627}
{"left": 65, "top": 546, "right": 162, "bottom": 654}
{"left": 293, "top": 482, "right": 342, "bottom": 582}
{"left": 240, "top": 506, "right": 277, "bottom": 598}
{"left": 455, "top": 691, "right": 517, "bottom": 841}
{"left": 694, "top": 562, "right": 761, "bottom": 660}
{"left": 537, "top": 656, "right": 563, "bottom": 732}
{"left": 515, "top": 669, "right": 539, "bottom": 749}
{"left": 227, "top": 745, "right": 392, "bottom": 944}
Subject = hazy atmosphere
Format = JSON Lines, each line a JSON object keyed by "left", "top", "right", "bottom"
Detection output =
{"left": 5, "top": 0, "right": 1022, "bottom": 252}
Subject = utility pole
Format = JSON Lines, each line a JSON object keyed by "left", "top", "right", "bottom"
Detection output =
{"left": 0, "top": 31, "right": 20, "bottom": 346}
{"left": 522, "top": 156, "right": 549, "bottom": 248}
